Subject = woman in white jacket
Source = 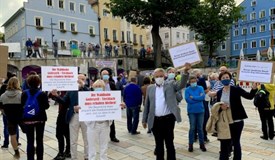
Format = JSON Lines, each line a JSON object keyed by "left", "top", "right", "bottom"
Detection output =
{"left": 86, "top": 80, "right": 112, "bottom": 160}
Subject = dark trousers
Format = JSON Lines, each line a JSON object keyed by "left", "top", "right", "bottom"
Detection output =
{"left": 2, "top": 115, "right": 19, "bottom": 146}
{"left": 258, "top": 109, "right": 274, "bottom": 139}
{"left": 152, "top": 114, "right": 176, "bottom": 160}
{"left": 56, "top": 113, "right": 70, "bottom": 154}
{"left": 25, "top": 122, "right": 45, "bottom": 160}
{"left": 109, "top": 120, "right": 116, "bottom": 139}
{"left": 220, "top": 121, "right": 244, "bottom": 160}
{"left": 34, "top": 49, "right": 42, "bottom": 58}
{"left": 126, "top": 106, "right": 140, "bottom": 134}
{"left": 27, "top": 49, "right": 33, "bottom": 57}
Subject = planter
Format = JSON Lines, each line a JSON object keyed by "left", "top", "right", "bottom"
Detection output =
{"left": 120, "top": 40, "right": 125, "bottom": 43}
{"left": 90, "top": 34, "right": 96, "bottom": 37}
{"left": 72, "top": 31, "right": 78, "bottom": 35}
{"left": 133, "top": 42, "right": 138, "bottom": 45}
{"left": 60, "top": 29, "right": 67, "bottom": 33}
{"left": 105, "top": 38, "right": 110, "bottom": 42}
{"left": 36, "top": 26, "right": 44, "bottom": 30}
{"left": 113, "top": 40, "right": 119, "bottom": 43}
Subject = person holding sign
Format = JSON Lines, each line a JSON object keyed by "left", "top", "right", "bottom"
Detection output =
{"left": 50, "top": 74, "right": 89, "bottom": 160}
{"left": 142, "top": 63, "right": 191, "bottom": 160}
{"left": 215, "top": 71, "right": 258, "bottom": 160}
{"left": 85, "top": 80, "right": 113, "bottom": 160}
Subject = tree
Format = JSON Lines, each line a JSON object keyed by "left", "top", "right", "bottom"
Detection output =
{"left": 107, "top": 0, "right": 199, "bottom": 67}
{"left": 188, "top": 0, "right": 242, "bottom": 58}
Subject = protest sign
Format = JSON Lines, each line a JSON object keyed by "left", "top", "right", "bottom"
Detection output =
{"left": 0, "top": 46, "right": 8, "bottom": 78}
{"left": 237, "top": 61, "right": 275, "bottom": 83}
{"left": 169, "top": 41, "right": 202, "bottom": 68}
{"left": 78, "top": 91, "right": 122, "bottom": 121}
{"left": 41, "top": 66, "right": 78, "bottom": 91}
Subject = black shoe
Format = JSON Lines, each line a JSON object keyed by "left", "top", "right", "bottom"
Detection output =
{"left": 64, "top": 152, "right": 71, "bottom": 158}
{"left": 154, "top": 149, "right": 156, "bottom": 155}
{"left": 188, "top": 144, "right": 193, "bottom": 152}
{"left": 17, "top": 143, "right": 21, "bottom": 146}
{"left": 53, "top": 153, "right": 65, "bottom": 160}
{"left": 111, "top": 137, "right": 120, "bottom": 142}
{"left": 1, "top": 145, "right": 8, "bottom": 149}
{"left": 212, "top": 133, "right": 218, "bottom": 137}
{"left": 204, "top": 138, "right": 210, "bottom": 143}
{"left": 200, "top": 144, "right": 207, "bottom": 152}
{"left": 131, "top": 131, "right": 140, "bottom": 135}
{"left": 260, "top": 136, "right": 268, "bottom": 140}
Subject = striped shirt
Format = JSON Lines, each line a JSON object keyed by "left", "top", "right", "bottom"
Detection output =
{"left": 212, "top": 79, "right": 235, "bottom": 92}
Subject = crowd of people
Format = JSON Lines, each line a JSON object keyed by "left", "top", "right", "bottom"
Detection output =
{"left": 0, "top": 63, "right": 275, "bottom": 160}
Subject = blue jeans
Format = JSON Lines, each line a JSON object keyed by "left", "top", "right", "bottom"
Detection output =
{"left": 2, "top": 115, "right": 19, "bottom": 146}
{"left": 126, "top": 106, "right": 140, "bottom": 134}
{"left": 188, "top": 112, "right": 204, "bottom": 144}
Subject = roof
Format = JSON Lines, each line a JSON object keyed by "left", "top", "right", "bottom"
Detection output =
{"left": 1, "top": 7, "right": 25, "bottom": 27}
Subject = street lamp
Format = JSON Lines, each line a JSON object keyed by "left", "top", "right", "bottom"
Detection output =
{"left": 50, "top": 18, "right": 57, "bottom": 57}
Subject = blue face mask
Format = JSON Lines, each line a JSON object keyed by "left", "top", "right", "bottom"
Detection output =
{"left": 168, "top": 73, "right": 175, "bottom": 80}
{"left": 190, "top": 82, "right": 197, "bottom": 87}
{"left": 221, "top": 79, "right": 231, "bottom": 86}
{"left": 102, "top": 75, "right": 109, "bottom": 80}
{"left": 94, "top": 88, "right": 103, "bottom": 91}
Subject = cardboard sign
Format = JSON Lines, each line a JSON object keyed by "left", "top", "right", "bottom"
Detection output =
{"left": 169, "top": 41, "right": 202, "bottom": 68}
{"left": 237, "top": 60, "right": 275, "bottom": 83}
{"left": 0, "top": 46, "right": 8, "bottom": 78}
{"left": 78, "top": 91, "right": 122, "bottom": 121}
{"left": 41, "top": 66, "right": 78, "bottom": 91}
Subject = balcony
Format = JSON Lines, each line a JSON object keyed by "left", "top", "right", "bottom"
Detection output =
{"left": 36, "top": 26, "right": 44, "bottom": 30}
{"left": 88, "top": 0, "right": 98, "bottom": 6}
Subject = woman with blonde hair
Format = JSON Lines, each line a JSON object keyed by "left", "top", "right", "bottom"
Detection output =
{"left": 0, "top": 77, "right": 22, "bottom": 159}
{"left": 86, "top": 79, "right": 113, "bottom": 160}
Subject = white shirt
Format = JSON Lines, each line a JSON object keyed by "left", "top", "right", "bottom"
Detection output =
{"left": 155, "top": 84, "right": 171, "bottom": 116}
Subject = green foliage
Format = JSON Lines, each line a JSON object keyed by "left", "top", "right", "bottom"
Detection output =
{"left": 188, "top": 0, "right": 243, "bottom": 57}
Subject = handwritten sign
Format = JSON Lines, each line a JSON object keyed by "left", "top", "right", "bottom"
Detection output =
{"left": 41, "top": 66, "right": 78, "bottom": 91}
{"left": 78, "top": 91, "right": 121, "bottom": 121}
{"left": 237, "top": 61, "right": 274, "bottom": 83}
{"left": 169, "top": 42, "right": 202, "bottom": 68}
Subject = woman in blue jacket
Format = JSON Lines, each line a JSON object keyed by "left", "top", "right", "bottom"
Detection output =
{"left": 185, "top": 76, "right": 206, "bottom": 152}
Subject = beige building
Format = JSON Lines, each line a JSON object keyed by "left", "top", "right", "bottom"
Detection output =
{"left": 89, "top": 0, "right": 147, "bottom": 55}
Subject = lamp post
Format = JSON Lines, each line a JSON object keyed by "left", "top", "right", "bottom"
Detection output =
{"left": 50, "top": 18, "right": 57, "bottom": 57}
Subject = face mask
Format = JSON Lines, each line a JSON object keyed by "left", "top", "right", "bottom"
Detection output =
{"left": 155, "top": 77, "right": 164, "bottom": 85}
{"left": 167, "top": 73, "right": 175, "bottom": 80}
{"left": 190, "top": 82, "right": 197, "bottom": 87}
{"left": 221, "top": 79, "right": 231, "bottom": 86}
{"left": 94, "top": 88, "right": 103, "bottom": 91}
{"left": 102, "top": 75, "right": 109, "bottom": 80}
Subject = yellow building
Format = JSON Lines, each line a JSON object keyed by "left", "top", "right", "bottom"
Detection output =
{"left": 89, "top": 0, "right": 147, "bottom": 55}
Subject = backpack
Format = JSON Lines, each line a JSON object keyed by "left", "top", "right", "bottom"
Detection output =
{"left": 253, "top": 84, "right": 271, "bottom": 110}
{"left": 23, "top": 90, "right": 42, "bottom": 119}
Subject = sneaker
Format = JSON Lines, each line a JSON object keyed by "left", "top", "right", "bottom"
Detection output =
{"left": 200, "top": 144, "right": 207, "bottom": 152}
{"left": 1, "top": 145, "right": 8, "bottom": 149}
{"left": 13, "top": 152, "right": 20, "bottom": 159}
{"left": 53, "top": 153, "right": 65, "bottom": 160}
{"left": 188, "top": 144, "right": 193, "bottom": 152}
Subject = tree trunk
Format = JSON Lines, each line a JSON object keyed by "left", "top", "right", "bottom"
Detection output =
{"left": 151, "top": 24, "right": 162, "bottom": 68}
{"left": 209, "top": 42, "right": 214, "bottom": 58}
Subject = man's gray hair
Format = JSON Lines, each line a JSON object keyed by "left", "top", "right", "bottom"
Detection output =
{"left": 153, "top": 68, "right": 165, "bottom": 75}
{"left": 192, "top": 69, "right": 202, "bottom": 75}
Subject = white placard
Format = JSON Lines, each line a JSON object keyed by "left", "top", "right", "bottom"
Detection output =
{"left": 238, "top": 61, "right": 274, "bottom": 83}
{"left": 41, "top": 66, "right": 78, "bottom": 91}
{"left": 0, "top": 43, "right": 21, "bottom": 52}
{"left": 78, "top": 91, "right": 122, "bottom": 121}
{"left": 169, "top": 42, "right": 202, "bottom": 68}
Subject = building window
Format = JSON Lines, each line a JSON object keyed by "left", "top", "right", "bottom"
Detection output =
{"left": 35, "top": 17, "right": 42, "bottom": 27}
{"left": 250, "top": 12, "right": 256, "bottom": 20}
{"left": 234, "top": 29, "right": 239, "bottom": 36}
{"left": 165, "top": 43, "right": 169, "bottom": 49}
{"left": 70, "top": 2, "right": 75, "bottom": 11}
{"left": 242, "top": 42, "right": 247, "bottom": 49}
{"left": 113, "top": 30, "right": 117, "bottom": 41}
{"left": 36, "top": 38, "right": 42, "bottom": 45}
{"left": 21, "top": 17, "right": 25, "bottom": 27}
{"left": 80, "top": 4, "right": 85, "bottom": 13}
{"left": 127, "top": 22, "right": 131, "bottom": 28}
{"left": 182, "top": 33, "right": 185, "bottom": 39}
{"left": 60, "top": 40, "right": 66, "bottom": 49}
{"left": 59, "top": 0, "right": 64, "bottom": 9}
{"left": 59, "top": 21, "right": 65, "bottom": 30}
{"left": 104, "top": 28, "right": 108, "bottom": 39}
{"left": 251, "top": 26, "right": 256, "bottom": 34}
{"left": 121, "top": 31, "right": 125, "bottom": 41}
{"left": 271, "top": 8, "right": 275, "bottom": 16}
{"left": 251, "top": 41, "right": 257, "bottom": 48}
{"left": 259, "top": 10, "right": 265, "bottom": 18}
{"left": 165, "top": 32, "right": 169, "bottom": 39}
{"left": 89, "top": 26, "right": 95, "bottom": 35}
{"left": 103, "top": 9, "right": 108, "bottom": 16}
{"left": 242, "top": 28, "right": 247, "bottom": 35}
{"left": 242, "top": 14, "right": 247, "bottom": 21}
{"left": 127, "top": 31, "right": 131, "bottom": 43}
{"left": 133, "top": 34, "right": 137, "bottom": 43}
{"left": 271, "top": 23, "right": 275, "bottom": 30}
{"left": 221, "top": 42, "right": 226, "bottom": 50}
{"left": 140, "top": 35, "right": 143, "bottom": 44}
{"left": 260, "top": 25, "right": 266, "bottom": 32}
{"left": 260, "top": 39, "right": 266, "bottom": 47}
{"left": 47, "top": 0, "right": 53, "bottom": 6}
{"left": 176, "top": 32, "right": 180, "bottom": 38}
{"left": 234, "top": 43, "right": 239, "bottom": 50}
{"left": 70, "top": 23, "right": 76, "bottom": 31}
{"left": 251, "top": 0, "right": 256, "bottom": 7}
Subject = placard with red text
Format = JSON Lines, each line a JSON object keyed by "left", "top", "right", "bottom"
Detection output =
{"left": 78, "top": 91, "right": 122, "bottom": 121}
{"left": 41, "top": 66, "right": 78, "bottom": 91}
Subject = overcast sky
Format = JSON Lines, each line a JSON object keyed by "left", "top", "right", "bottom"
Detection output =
{"left": 0, "top": 0, "right": 244, "bottom": 33}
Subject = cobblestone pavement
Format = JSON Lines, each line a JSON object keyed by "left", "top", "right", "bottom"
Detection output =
{"left": 0, "top": 98, "right": 274, "bottom": 160}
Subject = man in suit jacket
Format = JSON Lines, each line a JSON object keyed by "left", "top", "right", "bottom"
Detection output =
{"left": 142, "top": 64, "right": 191, "bottom": 160}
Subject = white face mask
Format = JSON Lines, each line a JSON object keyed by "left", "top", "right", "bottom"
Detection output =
{"left": 155, "top": 77, "right": 164, "bottom": 85}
